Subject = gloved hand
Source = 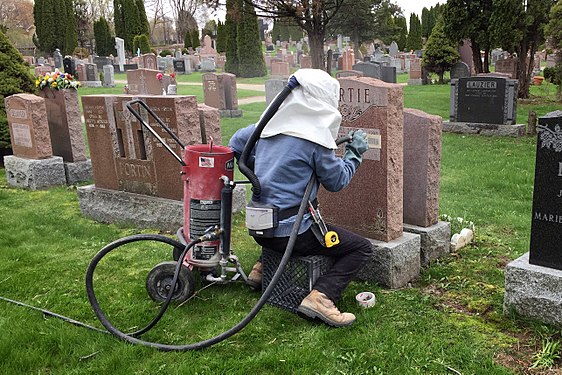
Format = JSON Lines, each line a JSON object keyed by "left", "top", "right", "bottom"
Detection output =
{"left": 343, "top": 130, "right": 369, "bottom": 167}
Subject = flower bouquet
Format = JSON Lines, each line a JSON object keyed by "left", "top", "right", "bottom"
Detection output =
{"left": 36, "top": 69, "right": 81, "bottom": 91}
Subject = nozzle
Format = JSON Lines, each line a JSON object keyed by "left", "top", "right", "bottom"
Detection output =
{"left": 199, "top": 226, "right": 223, "bottom": 242}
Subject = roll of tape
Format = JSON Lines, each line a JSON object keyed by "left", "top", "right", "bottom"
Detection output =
{"left": 355, "top": 292, "right": 376, "bottom": 308}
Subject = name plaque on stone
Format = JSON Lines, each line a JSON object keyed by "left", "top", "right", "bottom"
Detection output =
{"left": 319, "top": 77, "right": 404, "bottom": 242}
{"left": 529, "top": 110, "right": 562, "bottom": 271}
{"left": 11, "top": 123, "right": 33, "bottom": 148}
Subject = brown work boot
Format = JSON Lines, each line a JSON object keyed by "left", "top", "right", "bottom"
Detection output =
{"left": 297, "top": 290, "right": 355, "bottom": 327}
{"left": 247, "top": 261, "right": 262, "bottom": 289}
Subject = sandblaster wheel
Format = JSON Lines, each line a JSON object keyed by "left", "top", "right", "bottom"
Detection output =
{"left": 146, "top": 261, "right": 195, "bottom": 303}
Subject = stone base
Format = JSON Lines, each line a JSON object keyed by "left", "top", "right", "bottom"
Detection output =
{"left": 443, "top": 122, "right": 526, "bottom": 137}
{"left": 404, "top": 221, "right": 451, "bottom": 267}
{"left": 64, "top": 159, "right": 93, "bottom": 185}
{"left": 77, "top": 184, "right": 247, "bottom": 232}
{"left": 504, "top": 252, "right": 562, "bottom": 326}
{"left": 219, "top": 109, "right": 243, "bottom": 118}
{"left": 102, "top": 83, "right": 116, "bottom": 88}
{"left": 408, "top": 78, "right": 423, "bottom": 85}
{"left": 356, "top": 232, "right": 421, "bottom": 289}
{"left": 4, "top": 155, "right": 66, "bottom": 190}
{"left": 80, "top": 81, "right": 102, "bottom": 87}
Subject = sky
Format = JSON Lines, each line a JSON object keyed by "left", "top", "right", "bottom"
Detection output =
{"left": 396, "top": 0, "right": 443, "bottom": 18}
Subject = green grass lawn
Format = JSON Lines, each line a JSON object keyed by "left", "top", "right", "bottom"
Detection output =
{"left": 3, "top": 72, "right": 561, "bottom": 374}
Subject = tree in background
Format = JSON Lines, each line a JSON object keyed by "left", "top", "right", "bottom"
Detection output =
{"left": 191, "top": 28, "right": 200, "bottom": 48}
{"left": 237, "top": 2, "right": 266, "bottom": 77}
{"left": 395, "top": 16, "right": 407, "bottom": 51}
{"left": 74, "top": 0, "right": 91, "bottom": 49}
{"left": 202, "top": 19, "right": 216, "bottom": 38}
{"left": 250, "top": 0, "right": 346, "bottom": 69}
{"left": 545, "top": 0, "right": 562, "bottom": 97}
{"left": 442, "top": 0, "right": 494, "bottom": 74}
{"left": 62, "top": 0, "right": 78, "bottom": 55}
{"left": 224, "top": 0, "right": 241, "bottom": 75}
{"left": 215, "top": 21, "right": 226, "bottom": 53}
{"left": 114, "top": 0, "right": 150, "bottom": 54}
{"left": 184, "top": 30, "right": 193, "bottom": 48}
{"left": 328, "top": 0, "right": 401, "bottom": 54}
{"left": 33, "top": 0, "right": 55, "bottom": 52}
{"left": 93, "top": 16, "right": 116, "bottom": 56}
{"left": 421, "top": 7, "right": 431, "bottom": 39}
{"left": 406, "top": 13, "right": 422, "bottom": 51}
{"left": 422, "top": 17, "right": 460, "bottom": 83}
{"left": 0, "top": 29, "right": 35, "bottom": 159}
{"left": 271, "top": 18, "right": 303, "bottom": 42}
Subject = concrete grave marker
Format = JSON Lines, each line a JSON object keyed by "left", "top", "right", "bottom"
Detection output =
{"left": 202, "top": 73, "right": 241, "bottom": 117}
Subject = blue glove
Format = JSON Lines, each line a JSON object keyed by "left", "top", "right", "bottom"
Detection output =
{"left": 343, "top": 130, "right": 368, "bottom": 167}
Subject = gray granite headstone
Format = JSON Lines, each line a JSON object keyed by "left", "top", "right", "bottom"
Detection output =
{"left": 351, "top": 61, "right": 381, "bottom": 79}
{"left": 380, "top": 66, "right": 397, "bottom": 83}
{"left": 389, "top": 42, "right": 399, "bottom": 57}
{"left": 86, "top": 63, "right": 98, "bottom": 81}
{"left": 265, "top": 79, "right": 286, "bottom": 106}
{"left": 450, "top": 61, "right": 471, "bottom": 80}
{"left": 103, "top": 65, "right": 115, "bottom": 87}
{"left": 53, "top": 49, "right": 63, "bottom": 69}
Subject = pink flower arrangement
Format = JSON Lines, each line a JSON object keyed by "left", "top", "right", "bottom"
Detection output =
{"left": 156, "top": 72, "right": 163, "bottom": 81}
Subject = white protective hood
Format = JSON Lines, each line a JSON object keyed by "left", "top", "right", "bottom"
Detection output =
{"left": 259, "top": 69, "right": 341, "bottom": 149}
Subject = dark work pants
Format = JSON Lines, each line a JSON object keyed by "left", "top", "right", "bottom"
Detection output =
{"left": 253, "top": 224, "right": 372, "bottom": 303}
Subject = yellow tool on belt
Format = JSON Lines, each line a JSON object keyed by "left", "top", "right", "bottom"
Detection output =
{"left": 308, "top": 201, "right": 340, "bottom": 248}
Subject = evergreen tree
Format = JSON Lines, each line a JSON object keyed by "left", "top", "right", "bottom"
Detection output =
{"left": 133, "top": 34, "right": 151, "bottom": 54}
{"left": 135, "top": 0, "right": 150, "bottom": 36}
{"left": 0, "top": 29, "right": 35, "bottom": 155}
{"left": 406, "top": 13, "right": 422, "bottom": 51}
{"left": 237, "top": 3, "right": 266, "bottom": 77}
{"left": 545, "top": 0, "right": 562, "bottom": 97}
{"left": 33, "top": 0, "right": 59, "bottom": 52}
{"left": 191, "top": 28, "right": 200, "bottom": 48}
{"left": 94, "top": 17, "right": 116, "bottom": 56}
{"left": 422, "top": 17, "right": 460, "bottom": 83}
{"left": 224, "top": 0, "right": 241, "bottom": 75}
{"left": 421, "top": 7, "right": 431, "bottom": 38}
{"left": 396, "top": 16, "right": 408, "bottom": 51}
{"left": 63, "top": 0, "right": 78, "bottom": 55}
{"left": 184, "top": 30, "right": 193, "bottom": 49}
{"left": 114, "top": 0, "right": 125, "bottom": 45}
{"left": 216, "top": 21, "right": 226, "bottom": 53}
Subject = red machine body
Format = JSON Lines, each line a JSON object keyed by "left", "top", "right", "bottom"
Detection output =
{"left": 181, "top": 144, "right": 234, "bottom": 269}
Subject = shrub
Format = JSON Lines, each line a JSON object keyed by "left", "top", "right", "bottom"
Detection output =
{"left": 0, "top": 29, "right": 35, "bottom": 153}
{"left": 543, "top": 66, "right": 561, "bottom": 85}
{"left": 133, "top": 34, "right": 151, "bottom": 54}
{"left": 159, "top": 49, "right": 172, "bottom": 57}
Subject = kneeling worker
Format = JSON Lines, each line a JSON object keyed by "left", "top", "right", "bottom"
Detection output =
{"left": 229, "top": 69, "right": 372, "bottom": 327}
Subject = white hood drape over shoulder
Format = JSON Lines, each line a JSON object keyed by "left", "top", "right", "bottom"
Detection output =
{"left": 259, "top": 69, "right": 342, "bottom": 150}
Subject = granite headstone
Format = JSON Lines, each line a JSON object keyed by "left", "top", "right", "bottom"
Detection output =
{"left": 529, "top": 110, "right": 562, "bottom": 271}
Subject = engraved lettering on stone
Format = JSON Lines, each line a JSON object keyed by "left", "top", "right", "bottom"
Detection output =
{"left": 9, "top": 109, "right": 27, "bottom": 119}
{"left": 537, "top": 124, "right": 562, "bottom": 152}
{"left": 11, "top": 123, "right": 32, "bottom": 148}
{"left": 467, "top": 81, "right": 497, "bottom": 89}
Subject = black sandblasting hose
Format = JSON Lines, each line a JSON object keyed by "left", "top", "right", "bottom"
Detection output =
{"left": 238, "top": 76, "right": 300, "bottom": 201}
{"left": 85, "top": 180, "right": 315, "bottom": 351}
